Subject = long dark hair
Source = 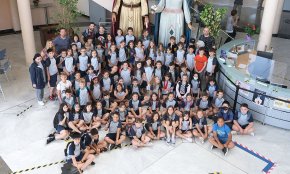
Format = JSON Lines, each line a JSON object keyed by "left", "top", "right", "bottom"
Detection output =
{"left": 58, "top": 103, "right": 69, "bottom": 115}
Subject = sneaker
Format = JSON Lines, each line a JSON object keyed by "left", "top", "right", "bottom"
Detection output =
{"left": 185, "top": 138, "right": 193, "bottom": 143}
{"left": 250, "top": 132, "right": 255, "bottom": 136}
{"left": 231, "top": 131, "right": 237, "bottom": 135}
{"left": 108, "top": 144, "right": 116, "bottom": 151}
{"left": 47, "top": 132, "right": 56, "bottom": 138}
{"left": 223, "top": 147, "right": 229, "bottom": 156}
{"left": 46, "top": 136, "right": 55, "bottom": 144}
{"left": 91, "top": 161, "right": 95, "bottom": 166}
{"left": 145, "top": 142, "right": 153, "bottom": 146}
{"left": 116, "top": 144, "right": 122, "bottom": 148}
{"left": 166, "top": 139, "right": 171, "bottom": 145}
{"left": 199, "top": 137, "right": 204, "bottom": 144}
{"left": 38, "top": 101, "right": 44, "bottom": 106}
{"left": 211, "top": 145, "right": 217, "bottom": 150}
{"left": 171, "top": 137, "right": 176, "bottom": 146}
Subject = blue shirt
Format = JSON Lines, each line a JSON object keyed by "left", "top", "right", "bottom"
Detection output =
{"left": 53, "top": 36, "right": 71, "bottom": 54}
{"left": 213, "top": 123, "right": 231, "bottom": 143}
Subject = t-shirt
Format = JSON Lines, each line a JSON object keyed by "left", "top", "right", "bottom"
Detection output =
{"left": 234, "top": 111, "right": 254, "bottom": 126}
{"left": 62, "top": 56, "right": 75, "bottom": 73}
{"left": 199, "top": 35, "right": 215, "bottom": 51}
{"left": 163, "top": 113, "right": 179, "bottom": 122}
{"left": 118, "top": 47, "right": 127, "bottom": 62}
{"left": 217, "top": 109, "right": 234, "bottom": 122}
{"left": 115, "top": 35, "right": 125, "bottom": 46}
{"left": 129, "top": 100, "right": 141, "bottom": 111}
{"left": 108, "top": 120, "right": 122, "bottom": 133}
{"left": 213, "top": 123, "right": 231, "bottom": 143}
{"left": 193, "top": 117, "right": 207, "bottom": 129}
{"left": 77, "top": 55, "right": 89, "bottom": 71}
{"left": 53, "top": 36, "right": 71, "bottom": 54}
{"left": 57, "top": 80, "right": 72, "bottom": 98}
{"left": 195, "top": 55, "right": 208, "bottom": 72}
{"left": 206, "top": 56, "right": 217, "bottom": 73}
{"left": 129, "top": 125, "right": 145, "bottom": 138}
{"left": 76, "top": 87, "right": 90, "bottom": 106}
{"left": 100, "top": 77, "right": 112, "bottom": 91}
{"left": 81, "top": 111, "right": 93, "bottom": 124}
{"left": 66, "top": 142, "right": 81, "bottom": 160}
{"left": 95, "top": 32, "right": 107, "bottom": 45}
{"left": 196, "top": 98, "right": 211, "bottom": 109}
{"left": 46, "top": 57, "right": 58, "bottom": 75}
{"left": 186, "top": 53, "right": 195, "bottom": 71}
{"left": 90, "top": 57, "right": 100, "bottom": 71}
{"left": 69, "top": 111, "right": 83, "bottom": 122}
{"left": 148, "top": 119, "right": 161, "bottom": 131}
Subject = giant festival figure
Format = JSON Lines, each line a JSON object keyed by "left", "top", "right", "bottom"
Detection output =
{"left": 112, "top": 0, "right": 149, "bottom": 37}
{"left": 152, "top": 0, "right": 193, "bottom": 46}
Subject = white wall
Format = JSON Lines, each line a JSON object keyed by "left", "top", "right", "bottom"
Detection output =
{"left": 92, "top": 0, "right": 114, "bottom": 12}
{"left": 77, "top": 0, "right": 90, "bottom": 16}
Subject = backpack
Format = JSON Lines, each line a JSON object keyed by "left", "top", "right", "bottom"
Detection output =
{"left": 64, "top": 141, "right": 74, "bottom": 157}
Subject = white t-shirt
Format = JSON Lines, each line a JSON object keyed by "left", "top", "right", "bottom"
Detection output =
{"left": 57, "top": 80, "right": 72, "bottom": 98}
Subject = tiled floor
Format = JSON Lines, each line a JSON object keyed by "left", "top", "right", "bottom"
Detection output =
{"left": 0, "top": 30, "right": 290, "bottom": 174}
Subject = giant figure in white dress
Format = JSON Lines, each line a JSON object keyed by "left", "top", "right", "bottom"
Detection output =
{"left": 153, "top": 0, "right": 192, "bottom": 46}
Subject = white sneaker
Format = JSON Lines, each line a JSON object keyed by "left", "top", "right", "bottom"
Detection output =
{"left": 250, "top": 132, "right": 255, "bottom": 136}
{"left": 186, "top": 138, "right": 193, "bottom": 143}
{"left": 231, "top": 131, "right": 237, "bottom": 135}
{"left": 38, "top": 101, "right": 45, "bottom": 106}
{"left": 199, "top": 137, "right": 204, "bottom": 144}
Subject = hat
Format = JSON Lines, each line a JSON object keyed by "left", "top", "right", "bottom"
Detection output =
{"left": 33, "top": 53, "right": 41, "bottom": 61}
{"left": 92, "top": 75, "right": 98, "bottom": 80}
{"left": 70, "top": 132, "right": 81, "bottom": 139}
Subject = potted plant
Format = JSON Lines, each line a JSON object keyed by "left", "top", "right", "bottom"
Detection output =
{"left": 244, "top": 24, "right": 260, "bottom": 40}
{"left": 54, "top": 0, "right": 80, "bottom": 35}
{"left": 39, "top": 0, "right": 80, "bottom": 47}
{"left": 199, "top": 4, "right": 227, "bottom": 38}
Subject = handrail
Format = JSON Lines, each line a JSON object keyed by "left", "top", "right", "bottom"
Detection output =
{"left": 219, "top": 69, "right": 290, "bottom": 104}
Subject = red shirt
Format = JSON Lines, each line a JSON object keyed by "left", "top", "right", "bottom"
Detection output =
{"left": 195, "top": 55, "right": 208, "bottom": 72}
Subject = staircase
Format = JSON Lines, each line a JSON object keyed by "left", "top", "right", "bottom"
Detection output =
{"left": 89, "top": 0, "right": 113, "bottom": 31}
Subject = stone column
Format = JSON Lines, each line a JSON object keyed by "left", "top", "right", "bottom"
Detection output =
{"left": 257, "top": 0, "right": 279, "bottom": 51}
{"left": 9, "top": 0, "right": 21, "bottom": 31}
{"left": 272, "top": 0, "right": 285, "bottom": 34}
{"left": 17, "top": 0, "right": 36, "bottom": 65}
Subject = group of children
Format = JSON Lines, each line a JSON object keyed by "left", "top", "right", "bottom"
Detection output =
{"left": 41, "top": 25, "right": 255, "bottom": 172}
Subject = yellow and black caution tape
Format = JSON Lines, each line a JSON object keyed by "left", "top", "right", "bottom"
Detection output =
{"left": 10, "top": 143, "right": 132, "bottom": 174}
{"left": 11, "top": 160, "right": 65, "bottom": 174}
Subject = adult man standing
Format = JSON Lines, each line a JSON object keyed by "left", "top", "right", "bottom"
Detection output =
{"left": 112, "top": 0, "right": 149, "bottom": 37}
{"left": 82, "top": 22, "right": 96, "bottom": 44}
{"left": 199, "top": 27, "right": 215, "bottom": 53}
{"left": 53, "top": 28, "right": 71, "bottom": 55}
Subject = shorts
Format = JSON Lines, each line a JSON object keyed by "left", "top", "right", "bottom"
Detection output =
{"left": 241, "top": 124, "right": 249, "bottom": 129}
{"left": 181, "top": 129, "right": 192, "bottom": 134}
{"left": 57, "top": 125, "right": 67, "bottom": 133}
{"left": 153, "top": 130, "right": 158, "bottom": 135}
{"left": 192, "top": 93, "right": 198, "bottom": 98}
{"left": 67, "top": 152, "right": 84, "bottom": 163}
{"left": 106, "top": 133, "right": 117, "bottom": 140}
{"left": 49, "top": 74, "right": 57, "bottom": 87}
{"left": 194, "top": 127, "right": 205, "bottom": 133}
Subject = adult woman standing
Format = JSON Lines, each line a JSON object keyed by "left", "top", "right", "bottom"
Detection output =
{"left": 29, "top": 53, "right": 47, "bottom": 106}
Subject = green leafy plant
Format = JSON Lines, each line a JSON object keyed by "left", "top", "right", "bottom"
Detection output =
{"left": 53, "top": 0, "right": 80, "bottom": 33}
{"left": 200, "top": 4, "right": 227, "bottom": 38}
{"left": 244, "top": 24, "right": 260, "bottom": 36}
